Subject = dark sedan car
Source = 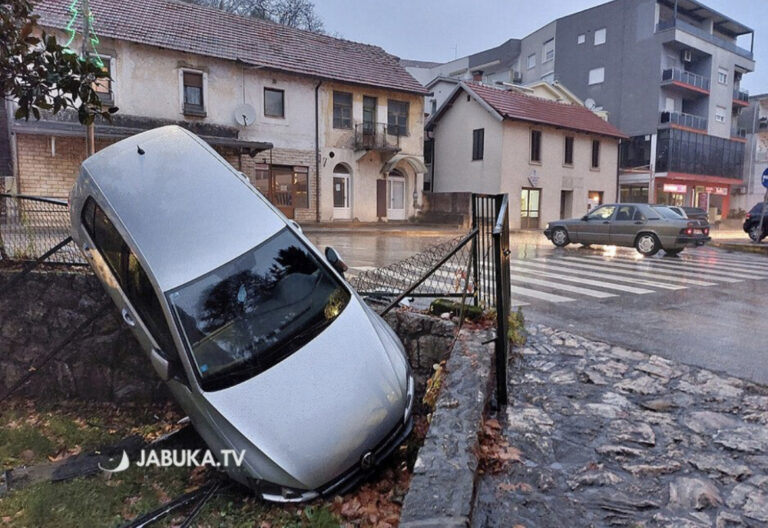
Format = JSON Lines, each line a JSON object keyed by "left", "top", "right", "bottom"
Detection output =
{"left": 544, "top": 203, "right": 711, "bottom": 256}
{"left": 682, "top": 207, "right": 709, "bottom": 222}
{"left": 744, "top": 202, "right": 768, "bottom": 242}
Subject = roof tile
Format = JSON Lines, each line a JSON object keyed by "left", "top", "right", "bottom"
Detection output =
{"left": 465, "top": 82, "right": 627, "bottom": 139}
{"left": 33, "top": 0, "right": 428, "bottom": 95}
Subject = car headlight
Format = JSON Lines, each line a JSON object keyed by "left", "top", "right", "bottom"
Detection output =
{"left": 404, "top": 374, "right": 415, "bottom": 423}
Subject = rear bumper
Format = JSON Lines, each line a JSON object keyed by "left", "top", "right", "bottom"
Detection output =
{"left": 674, "top": 235, "right": 711, "bottom": 247}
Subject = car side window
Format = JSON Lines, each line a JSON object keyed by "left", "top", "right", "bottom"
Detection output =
{"left": 82, "top": 197, "right": 178, "bottom": 359}
{"left": 633, "top": 209, "right": 646, "bottom": 221}
{"left": 615, "top": 205, "right": 635, "bottom": 221}
{"left": 587, "top": 205, "right": 615, "bottom": 220}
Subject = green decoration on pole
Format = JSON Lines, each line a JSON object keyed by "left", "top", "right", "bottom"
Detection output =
{"left": 62, "top": 0, "right": 104, "bottom": 68}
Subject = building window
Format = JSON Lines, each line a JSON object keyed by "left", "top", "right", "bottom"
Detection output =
{"left": 182, "top": 70, "right": 205, "bottom": 116}
{"left": 527, "top": 53, "right": 536, "bottom": 69}
{"left": 92, "top": 56, "right": 113, "bottom": 105}
{"left": 715, "top": 105, "right": 727, "bottom": 123}
{"left": 264, "top": 88, "right": 284, "bottom": 118}
{"left": 531, "top": 130, "right": 542, "bottom": 162}
{"left": 594, "top": 28, "right": 606, "bottom": 45}
{"left": 472, "top": 128, "right": 484, "bottom": 160}
{"left": 718, "top": 67, "right": 728, "bottom": 85}
{"left": 577, "top": 34, "right": 586, "bottom": 44}
{"left": 588, "top": 67, "right": 605, "bottom": 85}
{"left": 564, "top": 136, "right": 574, "bottom": 165}
{"left": 333, "top": 91, "right": 352, "bottom": 129}
{"left": 591, "top": 140, "right": 600, "bottom": 168}
{"left": 542, "top": 39, "right": 555, "bottom": 63}
{"left": 388, "top": 99, "right": 409, "bottom": 136}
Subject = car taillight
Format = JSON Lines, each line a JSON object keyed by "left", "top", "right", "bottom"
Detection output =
{"left": 703, "top": 227, "right": 709, "bottom": 235}
{"left": 746, "top": 213, "right": 751, "bottom": 220}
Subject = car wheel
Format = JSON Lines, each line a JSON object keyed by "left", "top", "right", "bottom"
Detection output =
{"left": 664, "top": 248, "right": 683, "bottom": 257}
{"left": 635, "top": 233, "right": 660, "bottom": 256}
{"left": 551, "top": 227, "right": 570, "bottom": 247}
{"left": 749, "top": 225, "right": 762, "bottom": 242}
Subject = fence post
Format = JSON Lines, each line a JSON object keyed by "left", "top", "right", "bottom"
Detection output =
{"left": 492, "top": 194, "right": 509, "bottom": 406}
{"left": 471, "top": 194, "right": 480, "bottom": 307}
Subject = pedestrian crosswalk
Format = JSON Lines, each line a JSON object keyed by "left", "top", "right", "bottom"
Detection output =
{"left": 498, "top": 248, "right": 768, "bottom": 307}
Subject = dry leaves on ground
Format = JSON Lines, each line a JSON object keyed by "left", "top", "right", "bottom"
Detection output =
{"left": 478, "top": 417, "right": 522, "bottom": 474}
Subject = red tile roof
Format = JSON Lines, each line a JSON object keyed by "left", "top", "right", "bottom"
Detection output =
{"left": 33, "top": 0, "right": 428, "bottom": 95}
{"left": 464, "top": 82, "right": 627, "bottom": 139}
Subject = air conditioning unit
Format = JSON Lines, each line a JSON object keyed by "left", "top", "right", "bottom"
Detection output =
{"left": 760, "top": 117, "right": 768, "bottom": 129}
{"left": 732, "top": 185, "right": 747, "bottom": 195}
{"left": 512, "top": 71, "right": 523, "bottom": 84}
{"left": 681, "top": 49, "right": 692, "bottom": 62}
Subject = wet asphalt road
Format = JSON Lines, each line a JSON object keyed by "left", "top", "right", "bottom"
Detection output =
{"left": 308, "top": 229, "right": 768, "bottom": 386}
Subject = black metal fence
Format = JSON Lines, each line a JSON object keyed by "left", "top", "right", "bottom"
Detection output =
{"left": 0, "top": 194, "right": 85, "bottom": 266}
{"left": 355, "top": 193, "right": 511, "bottom": 404}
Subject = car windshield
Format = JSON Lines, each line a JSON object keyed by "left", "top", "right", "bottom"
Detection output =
{"left": 587, "top": 205, "right": 615, "bottom": 220}
{"left": 168, "top": 228, "right": 350, "bottom": 391}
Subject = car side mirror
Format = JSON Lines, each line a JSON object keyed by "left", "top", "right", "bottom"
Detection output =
{"left": 581, "top": 215, "right": 589, "bottom": 221}
{"left": 290, "top": 220, "right": 303, "bottom": 233}
{"left": 325, "top": 246, "right": 348, "bottom": 276}
{"left": 150, "top": 348, "right": 171, "bottom": 382}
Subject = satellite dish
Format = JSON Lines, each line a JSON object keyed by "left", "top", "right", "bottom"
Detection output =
{"left": 233, "top": 104, "right": 256, "bottom": 126}
{"left": 584, "top": 98, "right": 597, "bottom": 110}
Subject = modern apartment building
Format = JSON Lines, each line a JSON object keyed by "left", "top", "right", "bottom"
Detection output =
{"left": 3, "top": 0, "right": 428, "bottom": 223}
{"left": 407, "top": 0, "right": 755, "bottom": 220}
{"left": 737, "top": 94, "right": 768, "bottom": 212}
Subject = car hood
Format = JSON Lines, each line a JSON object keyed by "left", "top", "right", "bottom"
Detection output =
{"left": 202, "top": 297, "right": 408, "bottom": 490}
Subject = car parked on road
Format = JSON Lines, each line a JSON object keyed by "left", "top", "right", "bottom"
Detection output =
{"left": 743, "top": 202, "right": 768, "bottom": 242}
{"left": 544, "top": 203, "right": 711, "bottom": 256}
{"left": 653, "top": 205, "right": 687, "bottom": 218}
{"left": 681, "top": 206, "right": 708, "bottom": 222}
{"left": 69, "top": 126, "right": 414, "bottom": 502}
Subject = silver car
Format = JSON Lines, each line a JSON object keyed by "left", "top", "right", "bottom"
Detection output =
{"left": 69, "top": 126, "right": 414, "bottom": 501}
{"left": 543, "top": 203, "right": 710, "bottom": 256}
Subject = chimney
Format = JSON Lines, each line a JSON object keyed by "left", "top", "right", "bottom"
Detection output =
{"left": 472, "top": 70, "right": 484, "bottom": 82}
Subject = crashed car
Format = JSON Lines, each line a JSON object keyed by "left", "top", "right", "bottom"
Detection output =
{"left": 69, "top": 126, "right": 414, "bottom": 502}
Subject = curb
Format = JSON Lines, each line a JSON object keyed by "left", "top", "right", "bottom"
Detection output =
{"left": 399, "top": 329, "right": 494, "bottom": 528}
{"left": 710, "top": 241, "right": 768, "bottom": 255}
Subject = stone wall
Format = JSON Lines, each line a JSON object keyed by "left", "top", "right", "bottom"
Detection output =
{"left": 420, "top": 192, "right": 472, "bottom": 228}
{"left": 0, "top": 269, "right": 456, "bottom": 403}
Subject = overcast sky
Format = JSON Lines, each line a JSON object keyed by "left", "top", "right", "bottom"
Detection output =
{"left": 314, "top": 0, "right": 767, "bottom": 93}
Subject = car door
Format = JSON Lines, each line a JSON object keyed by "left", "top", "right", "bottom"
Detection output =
{"left": 609, "top": 205, "right": 637, "bottom": 247}
{"left": 582, "top": 204, "right": 616, "bottom": 244}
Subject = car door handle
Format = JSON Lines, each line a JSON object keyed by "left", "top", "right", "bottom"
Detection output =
{"left": 121, "top": 308, "right": 136, "bottom": 327}
{"left": 602, "top": 221, "right": 610, "bottom": 224}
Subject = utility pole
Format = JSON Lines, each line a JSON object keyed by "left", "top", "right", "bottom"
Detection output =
{"left": 81, "top": 0, "right": 95, "bottom": 157}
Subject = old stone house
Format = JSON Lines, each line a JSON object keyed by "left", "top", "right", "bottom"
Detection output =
{"left": 2, "top": 0, "right": 428, "bottom": 223}
{"left": 426, "top": 82, "right": 626, "bottom": 229}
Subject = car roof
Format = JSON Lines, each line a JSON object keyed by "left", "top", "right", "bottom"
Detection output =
{"left": 79, "top": 126, "right": 286, "bottom": 291}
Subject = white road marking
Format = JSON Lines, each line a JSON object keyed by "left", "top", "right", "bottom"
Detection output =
{"left": 508, "top": 274, "right": 617, "bottom": 298}
{"left": 548, "top": 256, "right": 724, "bottom": 286}
{"left": 576, "top": 254, "right": 758, "bottom": 280}
{"left": 510, "top": 259, "right": 686, "bottom": 290}
{"left": 508, "top": 264, "right": 655, "bottom": 294}
{"left": 508, "top": 284, "right": 576, "bottom": 303}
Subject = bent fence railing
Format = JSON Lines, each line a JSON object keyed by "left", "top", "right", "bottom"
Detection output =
{"left": 0, "top": 193, "right": 85, "bottom": 266}
{"left": 354, "top": 193, "right": 511, "bottom": 404}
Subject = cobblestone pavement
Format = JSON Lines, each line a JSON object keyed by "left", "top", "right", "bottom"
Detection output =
{"left": 472, "top": 325, "right": 768, "bottom": 528}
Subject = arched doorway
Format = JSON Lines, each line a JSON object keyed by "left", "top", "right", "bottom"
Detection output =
{"left": 387, "top": 168, "right": 406, "bottom": 220}
{"left": 332, "top": 163, "right": 352, "bottom": 220}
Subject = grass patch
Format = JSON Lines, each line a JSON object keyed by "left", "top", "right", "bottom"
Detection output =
{"left": 0, "top": 425, "right": 54, "bottom": 467}
{"left": 507, "top": 307, "right": 527, "bottom": 347}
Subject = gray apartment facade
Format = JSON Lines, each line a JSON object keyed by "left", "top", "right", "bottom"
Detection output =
{"left": 407, "top": 0, "right": 755, "bottom": 220}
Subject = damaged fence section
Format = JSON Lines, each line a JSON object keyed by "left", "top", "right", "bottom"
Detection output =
{"left": 0, "top": 193, "right": 86, "bottom": 266}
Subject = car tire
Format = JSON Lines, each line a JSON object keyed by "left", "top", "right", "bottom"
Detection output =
{"left": 635, "top": 233, "right": 660, "bottom": 256}
{"left": 749, "top": 224, "right": 762, "bottom": 242}
{"left": 664, "top": 248, "right": 683, "bottom": 257}
{"left": 551, "top": 227, "right": 570, "bottom": 247}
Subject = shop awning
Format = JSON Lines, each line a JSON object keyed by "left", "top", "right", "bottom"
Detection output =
{"left": 657, "top": 172, "right": 743, "bottom": 186}
{"left": 381, "top": 154, "right": 427, "bottom": 175}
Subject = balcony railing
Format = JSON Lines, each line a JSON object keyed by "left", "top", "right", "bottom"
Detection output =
{"left": 733, "top": 89, "right": 749, "bottom": 103}
{"left": 354, "top": 122, "right": 401, "bottom": 151}
{"left": 731, "top": 127, "right": 747, "bottom": 138}
{"left": 656, "top": 18, "right": 753, "bottom": 60}
{"left": 661, "top": 68, "right": 710, "bottom": 92}
{"left": 660, "top": 111, "right": 707, "bottom": 131}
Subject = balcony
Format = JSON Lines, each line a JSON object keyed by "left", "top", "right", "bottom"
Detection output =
{"left": 660, "top": 111, "right": 707, "bottom": 131}
{"left": 656, "top": 18, "right": 753, "bottom": 60}
{"left": 733, "top": 88, "right": 750, "bottom": 107}
{"left": 661, "top": 68, "right": 710, "bottom": 94}
{"left": 354, "top": 122, "right": 401, "bottom": 152}
{"left": 731, "top": 127, "right": 747, "bottom": 139}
